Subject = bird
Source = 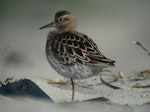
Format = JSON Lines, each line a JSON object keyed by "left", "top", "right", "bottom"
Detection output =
{"left": 40, "top": 10, "right": 115, "bottom": 101}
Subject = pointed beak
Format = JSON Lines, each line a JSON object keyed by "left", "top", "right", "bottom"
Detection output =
{"left": 39, "top": 22, "right": 55, "bottom": 30}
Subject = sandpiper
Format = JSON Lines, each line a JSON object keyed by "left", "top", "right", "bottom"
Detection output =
{"left": 40, "top": 10, "right": 115, "bottom": 101}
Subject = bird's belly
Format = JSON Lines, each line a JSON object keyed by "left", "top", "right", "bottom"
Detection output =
{"left": 46, "top": 50, "right": 103, "bottom": 79}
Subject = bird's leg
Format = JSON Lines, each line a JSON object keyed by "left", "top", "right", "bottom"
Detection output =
{"left": 71, "top": 78, "right": 75, "bottom": 101}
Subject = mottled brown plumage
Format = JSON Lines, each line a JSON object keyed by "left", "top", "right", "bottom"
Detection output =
{"left": 49, "top": 31, "right": 115, "bottom": 66}
{"left": 40, "top": 10, "right": 115, "bottom": 101}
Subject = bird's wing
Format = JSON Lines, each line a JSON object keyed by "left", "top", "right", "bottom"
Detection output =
{"left": 52, "top": 31, "right": 115, "bottom": 66}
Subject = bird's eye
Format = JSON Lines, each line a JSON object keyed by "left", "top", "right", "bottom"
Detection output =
{"left": 58, "top": 18, "right": 63, "bottom": 22}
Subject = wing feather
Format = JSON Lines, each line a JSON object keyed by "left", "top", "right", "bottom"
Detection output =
{"left": 51, "top": 31, "right": 115, "bottom": 66}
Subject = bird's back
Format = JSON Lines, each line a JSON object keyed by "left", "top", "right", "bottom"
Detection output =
{"left": 48, "top": 30, "right": 115, "bottom": 67}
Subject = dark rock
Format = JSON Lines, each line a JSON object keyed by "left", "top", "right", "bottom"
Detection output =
{"left": 0, "top": 79, "right": 53, "bottom": 102}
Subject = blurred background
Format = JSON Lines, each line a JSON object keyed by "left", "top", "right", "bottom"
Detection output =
{"left": 0, "top": 1, "right": 150, "bottom": 112}
{"left": 0, "top": 0, "right": 150, "bottom": 80}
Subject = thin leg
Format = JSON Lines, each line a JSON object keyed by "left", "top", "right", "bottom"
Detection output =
{"left": 71, "top": 78, "right": 75, "bottom": 101}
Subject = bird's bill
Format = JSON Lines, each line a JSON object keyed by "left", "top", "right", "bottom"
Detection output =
{"left": 39, "top": 22, "right": 55, "bottom": 30}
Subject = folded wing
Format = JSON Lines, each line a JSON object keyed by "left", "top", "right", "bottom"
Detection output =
{"left": 51, "top": 31, "right": 115, "bottom": 67}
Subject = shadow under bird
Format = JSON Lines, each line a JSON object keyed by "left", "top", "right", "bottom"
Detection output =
{"left": 40, "top": 10, "right": 115, "bottom": 101}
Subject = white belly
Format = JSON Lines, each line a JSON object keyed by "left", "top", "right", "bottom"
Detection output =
{"left": 46, "top": 50, "right": 103, "bottom": 79}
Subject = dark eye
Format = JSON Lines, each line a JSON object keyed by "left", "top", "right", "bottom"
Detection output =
{"left": 58, "top": 18, "right": 63, "bottom": 22}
